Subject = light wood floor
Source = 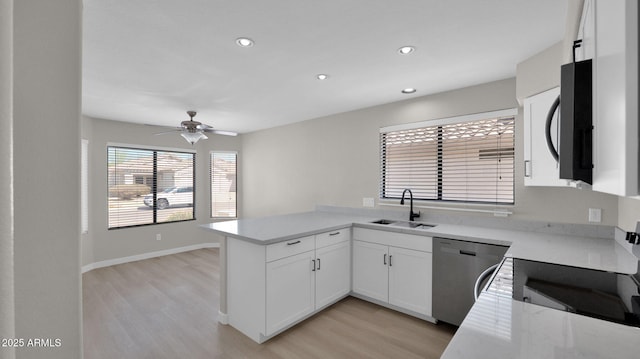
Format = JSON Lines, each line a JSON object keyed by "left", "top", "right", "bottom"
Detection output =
{"left": 83, "top": 248, "right": 456, "bottom": 359}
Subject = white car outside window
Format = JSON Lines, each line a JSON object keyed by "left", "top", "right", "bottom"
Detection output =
{"left": 143, "top": 186, "right": 193, "bottom": 209}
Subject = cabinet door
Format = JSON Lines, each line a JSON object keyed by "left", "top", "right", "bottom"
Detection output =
{"left": 523, "top": 87, "right": 570, "bottom": 187}
{"left": 266, "top": 250, "right": 315, "bottom": 335}
{"left": 577, "top": 0, "right": 595, "bottom": 61}
{"left": 388, "top": 247, "right": 432, "bottom": 316}
{"left": 315, "top": 240, "right": 350, "bottom": 309}
{"left": 352, "top": 240, "right": 388, "bottom": 303}
{"left": 592, "top": 0, "right": 639, "bottom": 196}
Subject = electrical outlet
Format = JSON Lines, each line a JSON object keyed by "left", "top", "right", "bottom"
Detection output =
{"left": 588, "top": 208, "right": 602, "bottom": 223}
{"left": 362, "top": 197, "right": 375, "bottom": 207}
{"left": 156, "top": 233, "right": 161, "bottom": 241}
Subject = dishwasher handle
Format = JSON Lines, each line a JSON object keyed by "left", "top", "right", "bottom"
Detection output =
{"left": 439, "top": 246, "right": 499, "bottom": 261}
{"left": 474, "top": 263, "right": 500, "bottom": 301}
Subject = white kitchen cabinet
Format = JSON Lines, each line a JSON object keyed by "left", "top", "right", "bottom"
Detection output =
{"left": 352, "top": 228, "right": 433, "bottom": 318}
{"left": 577, "top": 0, "right": 595, "bottom": 62}
{"left": 266, "top": 249, "right": 315, "bottom": 335}
{"left": 523, "top": 87, "right": 572, "bottom": 187}
{"left": 352, "top": 240, "right": 389, "bottom": 302}
{"left": 388, "top": 246, "right": 432, "bottom": 315}
{"left": 315, "top": 239, "right": 351, "bottom": 309}
{"left": 227, "top": 228, "right": 351, "bottom": 343}
{"left": 590, "top": 0, "right": 639, "bottom": 196}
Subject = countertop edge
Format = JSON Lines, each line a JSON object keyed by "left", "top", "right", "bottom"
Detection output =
{"left": 200, "top": 221, "right": 356, "bottom": 245}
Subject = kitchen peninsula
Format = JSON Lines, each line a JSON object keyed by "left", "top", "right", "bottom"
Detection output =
{"left": 202, "top": 207, "right": 640, "bottom": 357}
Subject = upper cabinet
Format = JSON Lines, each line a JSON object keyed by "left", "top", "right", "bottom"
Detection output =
{"left": 587, "top": 0, "right": 639, "bottom": 196}
{"left": 523, "top": 87, "right": 573, "bottom": 187}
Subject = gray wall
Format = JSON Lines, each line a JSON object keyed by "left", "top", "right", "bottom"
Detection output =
{"left": 618, "top": 197, "right": 640, "bottom": 232}
{"left": 242, "top": 79, "right": 515, "bottom": 217}
{"left": 12, "top": 0, "right": 82, "bottom": 358}
{"left": 82, "top": 117, "right": 239, "bottom": 266}
{"left": 241, "top": 42, "right": 618, "bottom": 225}
{"left": 0, "top": 0, "right": 14, "bottom": 356}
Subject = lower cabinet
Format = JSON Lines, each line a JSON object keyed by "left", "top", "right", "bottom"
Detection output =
{"left": 352, "top": 228, "right": 433, "bottom": 317}
{"left": 388, "top": 246, "right": 432, "bottom": 315}
{"left": 265, "top": 238, "right": 351, "bottom": 334}
{"left": 227, "top": 228, "right": 351, "bottom": 343}
{"left": 226, "top": 226, "right": 433, "bottom": 343}
{"left": 266, "top": 250, "right": 316, "bottom": 335}
{"left": 352, "top": 241, "right": 389, "bottom": 302}
{"left": 315, "top": 240, "right": 351, "bottom": 308}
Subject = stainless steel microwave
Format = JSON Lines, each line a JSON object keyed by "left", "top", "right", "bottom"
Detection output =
{"left": 544, "top": 52, "right": 593, "bottom": 185}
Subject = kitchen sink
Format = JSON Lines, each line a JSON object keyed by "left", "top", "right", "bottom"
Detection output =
{"left": 370, "top": 219, "right": 435, "bottom": 230}
{"left": 370, "top": 219, "right": 397, "bottom": 225}
{"left": 391, "top": 221, "right": 434, "bottom": 229}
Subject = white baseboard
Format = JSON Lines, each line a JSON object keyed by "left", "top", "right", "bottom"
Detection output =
{"left": 81, "top": 242, "right": 220, "bottom": 273}
{"left": 218, "top": 310, "right": 229, "bottom": 325}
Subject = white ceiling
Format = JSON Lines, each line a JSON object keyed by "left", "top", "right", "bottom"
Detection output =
{"left": 82, "top": 0, "right": 568, "bottom": 134}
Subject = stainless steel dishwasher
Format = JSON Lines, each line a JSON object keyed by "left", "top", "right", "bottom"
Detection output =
{"left": 432, "top": 237, "right": 508, "bottom": 326}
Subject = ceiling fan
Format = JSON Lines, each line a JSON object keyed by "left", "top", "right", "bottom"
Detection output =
{"left": 155, "top": 111, "right": 237, "bottom": 145}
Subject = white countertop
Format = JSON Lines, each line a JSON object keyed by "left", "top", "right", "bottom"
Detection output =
{"left": 201, "top": 211, "right": 377, "bottom": 244}
{"left": 203, "top": 211, "right": 637, "bottom": 273}
{"left": 426, "top": 223, "right": 638, "bottom": 274}
{"left": 202, "top": 210, "right": 640, "bottom": 358}
{"left": 442, "top": 293, "right": 640, "bottom": 359}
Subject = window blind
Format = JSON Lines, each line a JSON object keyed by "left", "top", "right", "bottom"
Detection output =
{"left": 381, "top": 115, "right": 515, "bottom": 204}
{"left": 108, "top": 146, "right": 195, "bottom": 229}
{"left": 210, "top": 152, "right": 237, "bottom": 218}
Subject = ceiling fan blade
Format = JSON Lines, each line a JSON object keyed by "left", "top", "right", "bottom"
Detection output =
{"left": 203, "top": 129, "right": 238, "bottom": 136}
{"left": 154, "top": 129, "right": 181, "bottom": 135}
{"left": 196, "top": 123, "right": 213, "bottom": 130}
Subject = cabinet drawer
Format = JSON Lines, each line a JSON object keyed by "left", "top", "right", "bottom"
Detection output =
{"left": 266, "top": 236, "right": 315, "bottom": 262}
{"left": 316, "top": 227, "right": 350, "bottom": 248}
{"left": 353, "top": 228, "right": 432, "bottom": 252}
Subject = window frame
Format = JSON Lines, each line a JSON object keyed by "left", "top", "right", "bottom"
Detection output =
{"left": 210, "top": 151, "right": 238, "bottom": 219}
{"left": 379, "top": 109, "right": 517, "bottom": 206}
{"left": 107, "top": 143, "right": 196, "bottom": 230}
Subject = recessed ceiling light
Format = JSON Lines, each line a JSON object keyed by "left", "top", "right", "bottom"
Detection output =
{"left": 316, "top": 74, "right": 329, "bottom": 80}
{"left": 402, "top": 88, "right": 417, "bottom": 94}
{"left": 398, "top": 46, "right": 415, "bottom": 55}
{"left": 235, "top": 37, "right": 254, "bottom": 47}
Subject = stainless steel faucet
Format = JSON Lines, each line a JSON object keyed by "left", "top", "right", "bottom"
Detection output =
{"left": 400, "top": 189, "right": 420, "bottom": 221}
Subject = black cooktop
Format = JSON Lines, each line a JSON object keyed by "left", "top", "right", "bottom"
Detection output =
{"left": 487, "top": 258, "right": 640, "bottom": 327}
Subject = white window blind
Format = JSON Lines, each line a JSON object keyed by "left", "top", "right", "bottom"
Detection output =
{"left": 107, "top": 146, "right": 195, "bottom": 229}
{"left": 381, "top": 114, "right": 515, "bottom": 204}
{"left": 211, "top": 152, "right": 237, "bottom": 218}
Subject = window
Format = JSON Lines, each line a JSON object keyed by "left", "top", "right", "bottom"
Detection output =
{"left": 380, "top": 110, "right": 515, "bottom": 204}
{"left": 107, "top": 146, "right": 195, "bottom": 229}
{"left": 211, "top": 151, "right": 237, "bottom": 218}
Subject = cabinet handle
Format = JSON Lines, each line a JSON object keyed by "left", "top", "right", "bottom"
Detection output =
{"left": 312, "top": 259, "right": 316, "bottom": 272}
{"left": 383, "top": 253, "right": 387, "bottom": 265}
{"left": 329, "top": 231, "right": 340, "bottom": 236}
{"left": 389, "top": 255, "right": 393, "bottom": 267}
{"left": 524, "top": 160, "right": 531, "bottom": 177}
{"left": 287, "top": 240, "right": 301, "bottom": 246}
{"left": 317, "top": 258, "right": 321, "bottom": 271}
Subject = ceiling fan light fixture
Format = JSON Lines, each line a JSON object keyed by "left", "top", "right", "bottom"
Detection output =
{"left": 181, "top": 130, "right": 207, "bottom": 145}
{"left": 235, "top": 37, "right": 254, "bottom": 47}
{"left": 398, "top": 46, "right": 415, "bottom": 55}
